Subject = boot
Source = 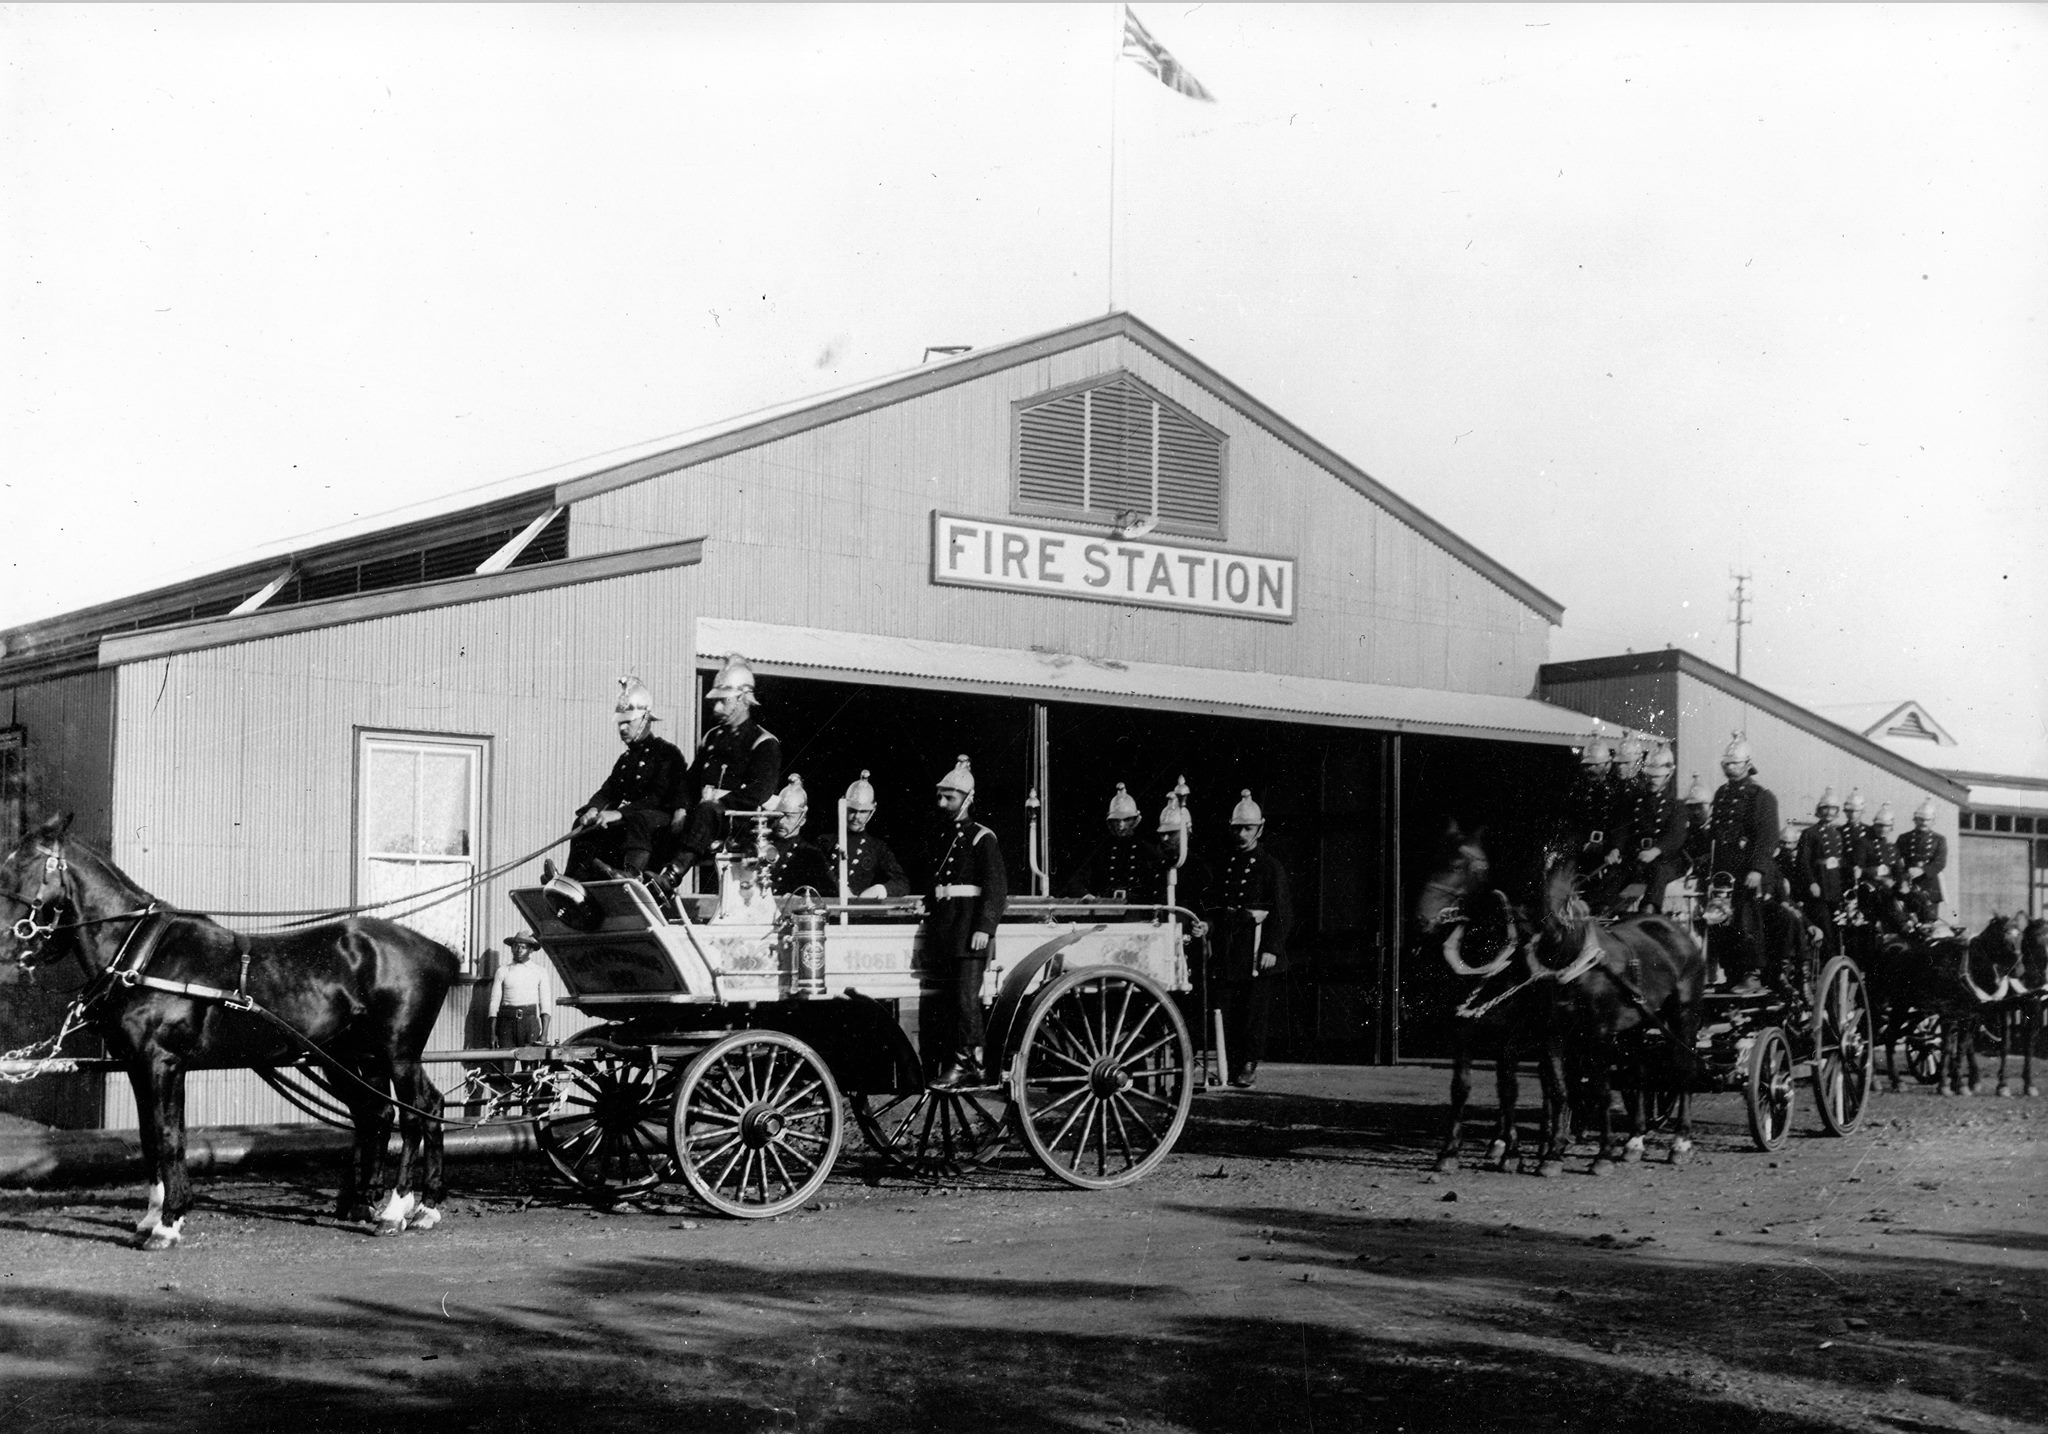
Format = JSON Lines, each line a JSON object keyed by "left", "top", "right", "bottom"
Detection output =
{"left": 930, "top": 1056, "right": 981, "bottom": 1090}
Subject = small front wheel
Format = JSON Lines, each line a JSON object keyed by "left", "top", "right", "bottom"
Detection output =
{"left": 1812, "top": 956, "right": 1873, "bottom": 1135}
{"left": 1744, "top": 1025, "right": 1796, "bottom": 1152}
{"left": 852, "top": 1087, "right": 1009, "bottom": 1179}
{"left": 670, "top": 1032, "right": 844, "bottom": 1218}
{"left": 1010, "top": 967, "right": 1193, "bottom": 1189}
{"left": 535, "top": 1055, "right": 675, "bottom": 1199}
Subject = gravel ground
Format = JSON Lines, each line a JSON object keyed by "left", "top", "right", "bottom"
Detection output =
{"left": 1, "top": 1064, "right": 2041, "bottom": 1434}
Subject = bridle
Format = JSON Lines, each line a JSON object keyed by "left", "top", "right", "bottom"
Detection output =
{"left": 2, "top": 848, "right": 73, "bottom": 968}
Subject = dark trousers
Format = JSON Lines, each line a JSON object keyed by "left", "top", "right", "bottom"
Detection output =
{"left": 1217, "top": 977, "right": 1272, "bottom": 1078}
{"left": 567, "top": 805, "right": 672, "bottom": 877}
{"left": 1801, "top": 897, "right": 1843, "bottom": 957}
{"left": 923, "top": 901, "right": 988, "bottom": 1068}
{"left": 1640, "top": 857, "right": 1685, "bottom": 913}
{"left": 494, "top": 1006, "right": 542, "bottom": 1048}
{"left": 1720, "top": 889, "right": 1766, "bottom": 982}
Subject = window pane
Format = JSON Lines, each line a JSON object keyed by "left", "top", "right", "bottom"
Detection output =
{"left": 366, "top": 857, "right": 471, "bottom": 952}
{"left": 418, "top": 751, "right": 473, "bottom": 857}
{"left": 364, "top": 747, "right": 419, "bottom": 854}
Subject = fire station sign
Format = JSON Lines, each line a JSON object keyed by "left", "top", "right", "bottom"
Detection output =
{"left": 930, "top": 513, "right": 1296, "bottom": 623}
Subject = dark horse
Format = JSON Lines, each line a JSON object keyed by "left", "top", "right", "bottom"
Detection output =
{"left": 1535, "top": 857, "right": 1705, "bottom": 1173}
{"left": 1415, "top": 826, "right": 1563, "bottom": 1174}
{"left": 0, "top": 814, "right": 459, "bottom": 1249}
{"left": 1966, "top": 913, "right": 2043, "bottom": 1099}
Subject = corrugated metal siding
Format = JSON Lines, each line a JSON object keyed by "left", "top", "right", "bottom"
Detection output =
{"left": 568, "top": 335, "right": 1551, "bottom": 698}
{"left": 2, "top": 669, "right": 117, "bottom": 846}
{"left": 0, "top": 669, "right": 116, "bottom": 1128}
{"left": 98, "top": 566, "right": 697, "bottom": 1129}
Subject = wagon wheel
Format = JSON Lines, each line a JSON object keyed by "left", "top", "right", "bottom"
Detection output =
{"left": 851, "top": 1087, "right": 1009, "bottom": 1179}
{"left": 1743, "top": 1025, "right": 1796, "bottom": 1152}
{"left": 1905, "top": 1013, "right": 1944, "bottom": 1085}
{"left": 1811, "top": 955, "right": 1874, "bottom": 1136}
{"left": 1009, "top": 967, "right": 1193, "bottom": 1190}
{"left": 669, "top": 1031, "right": 844, "bottom": 1219}
{"left": 535, "top": 1054, "right": 676, "bottom": 1200}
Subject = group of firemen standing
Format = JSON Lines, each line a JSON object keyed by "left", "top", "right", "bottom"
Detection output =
{"left": 1559, "top": 730, "right": 1950, "bottom": 990}
{"left": 557, "top": 660, "right": 1290, "bottom": 1092}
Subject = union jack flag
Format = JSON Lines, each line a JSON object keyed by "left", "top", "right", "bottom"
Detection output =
{"left": 1120, "top": 6, "right": 1215, "bottom": 103}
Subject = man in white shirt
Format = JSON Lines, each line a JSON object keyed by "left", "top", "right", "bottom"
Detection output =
{"left": 489, "top": 934, "right": 552, "bottom": 1047}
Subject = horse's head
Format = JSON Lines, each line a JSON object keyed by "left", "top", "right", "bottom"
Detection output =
{"left": 1414, "top": 822, "right": 1490, "bottom": 931}
{"left": 0, "top": 812, "right": 79, "bottom": 973}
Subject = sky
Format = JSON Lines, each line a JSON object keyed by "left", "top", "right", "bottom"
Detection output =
{"left": 5, "top": 3, "right": 2045, "bottom": 770}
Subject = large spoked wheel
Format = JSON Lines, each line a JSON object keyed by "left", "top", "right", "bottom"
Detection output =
{"left": 1812, "top": 955, "right": 1874, "bottom": 1135}
{"left": 852, "top": 1087, "right": 1009, "bottom": 1179}
{"left": 1744, "top": 1025, "right": 1796, "bottom": 1152}
{"left": 536, "top": 1055, "right": 676, "bottom": 1200}
{"left": 1010, "top": 967, "right": 1194, "bottom": 1190}
{"left": 670, "top": 1031, "right": 844, "bottom": 1219}
{"left": 1905, "top": 1013, "right": 1944, "bottom": 1085}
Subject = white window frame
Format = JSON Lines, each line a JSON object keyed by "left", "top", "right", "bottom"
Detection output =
{"left": 354, "top": 729, "right": 490, "bottom": 973}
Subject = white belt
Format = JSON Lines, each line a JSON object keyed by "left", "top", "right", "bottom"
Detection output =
{"left": 933, "top": 884, "right": 983, "bottom": 899}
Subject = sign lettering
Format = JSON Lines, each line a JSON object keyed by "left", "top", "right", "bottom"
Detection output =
{"left": 930, "top": 513, "right": 1296, "bottom": 623}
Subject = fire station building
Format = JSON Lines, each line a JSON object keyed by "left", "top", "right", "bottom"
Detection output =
{"left": 0, "top": 312, "right": 1961, "bottom": 1130}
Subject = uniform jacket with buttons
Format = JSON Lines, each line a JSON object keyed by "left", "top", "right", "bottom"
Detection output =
{"left": 1681, "top": 807, "right": 1715, "bottom": 873}
{"left": 1796, "top": 822, "right": 1849, "bottom": 904}
{"left": 767, "top": 835, "right": 835, "bottom": 898}
{"left": 587, "top": 733, "right": 689, "bottom": 813}
{"left": 685, "top": 718, "right": 782, "bottom": 814}
{"left": 1709, "top": 773, "right": 1781, "bottom": 886}
{"left": 1068, "top": 833, "right": 1171, "bottom": 905}
{"left": 1560, "top": 772, "right": 1620, "bottom": 856}
{"left": 1208, "top": 845, "right": 1293, "bottom": 980}
{"left": 1896, "top": 827, "right": 1947, "bottom": 900}
{"left": 830, "top": 829, "right": 911, "bottom": 898}
{"left": 927, "top": 818, "right": 1009, "bottom": 939}
{"left": 1623, "top": 779, "right": 1688, "bottom": 864}
{"left": 1855, "top": 830, "right": 1900, "bottom": 884}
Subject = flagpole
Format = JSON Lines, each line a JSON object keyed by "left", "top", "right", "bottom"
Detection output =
{"left": 1107, "top": 1, "right": 1121, "bottom": 314}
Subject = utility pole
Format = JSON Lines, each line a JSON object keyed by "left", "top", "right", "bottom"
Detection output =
{"left": 1728, "top": 570, "right": 1752, "bottom": 677}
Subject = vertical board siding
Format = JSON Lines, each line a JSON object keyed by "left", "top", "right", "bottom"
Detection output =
{"left": 98, "top": 565, "right": 696, "bottom": 1129}
{"left": 568, "top": 336, "right": 1552, "bottom": 698}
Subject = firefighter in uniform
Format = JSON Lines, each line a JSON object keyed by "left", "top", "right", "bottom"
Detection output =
{"left": 829, "top": 770, "right": 911, "bottom": 900}
{"left": 1560, "top": 738, "right": 1622, "bottom": 874}
{"left": 1209, "top": 791, "right": 1292, "bottom": 1090}
{"left": 763, "top": 775, "right": 835, "bottom": 898}
{"left": 567, "top": 677, "right": 689, "bottom": 879}
{"left": 925, "top": 756, "right": 1008, "bottom": 1089}
{"left": 1584, "top": 737, "right": 1647, "bottom": 911}
{"left": 1795, "top": 788, "right": 1849, "bottom": 956}
{"left": 1860, "top": 804, "right": 1902, "bottom": 892}
{"left": 1067, "top": 783, "right": 1170, "bottom": 909}
{"left": 1841, "top": 790, "right": 1871, "bottom": 877}
{"left": 1898, "top": 797, "right": 1948, "bottom": 924}
{"left": 1709, "top": 736, "right": 1781, "bottom": 992}
{"left": 1773, "top": 824, "right": 1801, "bottom": 902}
{"left": 1625, "top": 744, "right": 1689, "bottom": 914}
{"left": 663, "top": 655, "right": 783, "bottom": 879}
{"left": 1680, "top": 775, "right": 1715, "bottom": 883}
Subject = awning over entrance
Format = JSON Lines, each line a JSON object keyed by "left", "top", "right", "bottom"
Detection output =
{"left": 698, "top": 618, "right": 1618, "bottom": 747}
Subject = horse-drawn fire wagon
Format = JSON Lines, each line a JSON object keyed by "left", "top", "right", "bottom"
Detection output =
{"left": 490, "top": 816, "right": 1201, "bottom": 1217}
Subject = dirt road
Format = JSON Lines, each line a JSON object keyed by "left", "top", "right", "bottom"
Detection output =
{"left": 2, "top": 1066, "right": 2041, "bottom": 1433}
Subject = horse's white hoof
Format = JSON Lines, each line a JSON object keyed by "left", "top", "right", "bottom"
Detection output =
{"left": 1433, "top": 1154, "right": 1459, "bottom": 1174}
{"left": 1997, "top": 1084, "right": 2013, "bottom": 1099}
{"left": 405, "top": 1204, "right": 442, "bottom": 1232}
{"left": 2027, "top": 1085, "right": 2041, "bottom": 1098}
{"left": 1589, "top": 1158, "right": 1614, "bottom": 1177}
{"left": 136, "top": 1219, "right": 184, "bottom": 1251}
{"left": 1669, "top": 1140, "right": 1694, "bottom": 1166}
{"left": 1536, "top": 1160, "right": 1564, "bottom": 1179}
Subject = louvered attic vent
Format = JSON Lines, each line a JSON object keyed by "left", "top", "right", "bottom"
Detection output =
{"left": 1014, "top": 375, "right": 1226, "bottom": 538}
{"left": 1886, "top": 711, "right": 1936, "bottom": 741}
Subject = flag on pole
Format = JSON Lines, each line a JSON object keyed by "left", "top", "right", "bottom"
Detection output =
{"left": 1120, "top": 5, "right": 1215, "bottom": 102}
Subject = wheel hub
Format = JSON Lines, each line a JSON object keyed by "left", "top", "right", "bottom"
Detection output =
{"left": 740, "top": 1103, "right": 785, "bottom": 1147}
{"left": 1089, "top": 1059, "right": 1132, "bottom": 1098}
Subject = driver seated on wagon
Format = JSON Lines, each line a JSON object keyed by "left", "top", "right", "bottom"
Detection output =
{"left": 762, "top": 774, "right": 836, "bottom": 898}
{"left": 656, "top": 655, "right": 784, "bottom": 886}
{"left": 565, "top": 676, "right": 689, "bottom": 880}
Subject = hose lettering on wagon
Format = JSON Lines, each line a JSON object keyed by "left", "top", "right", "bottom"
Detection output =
{"left": 929, "top": 512, "right": 1296, "bottom": 623}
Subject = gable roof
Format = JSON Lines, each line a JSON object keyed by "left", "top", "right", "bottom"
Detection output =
{"left": 2, "top": 311, "right": 1563, "bottom": 688}
{"left": 546, "top": 312, "right": 1564, "bottom": 624}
